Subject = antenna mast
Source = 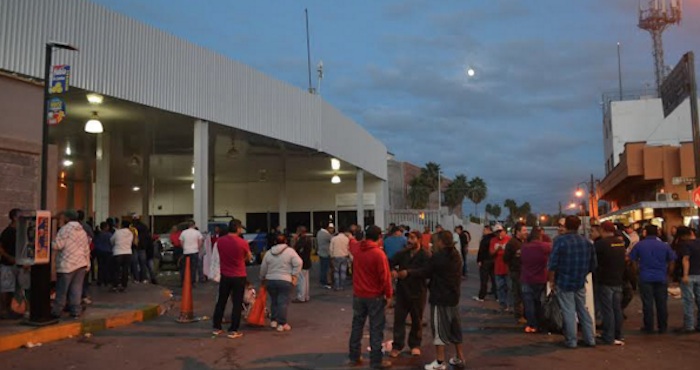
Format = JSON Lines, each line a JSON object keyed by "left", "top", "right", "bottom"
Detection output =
{"left": 637, "top": 0, "right": 682, "bottom": 96}
{"left": 305, "top": 9, "right": 315, "bottom": 94}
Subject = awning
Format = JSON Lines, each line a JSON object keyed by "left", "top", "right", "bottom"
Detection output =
{"left": 600, "top": 201, "right": 694, "bottom": 220}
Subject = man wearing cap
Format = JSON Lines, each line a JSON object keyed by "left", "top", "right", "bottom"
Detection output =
{"left": 595, "top": 221, "right": 627, "bottom": 345}
{"left": 490, "top": 224, "right": 511, "bottom": 311}
{"left": 52, "top": 210, "right": 91, "bottom": 318}
{"left": 548, "top": 216, "right": 597, "bottom": 348}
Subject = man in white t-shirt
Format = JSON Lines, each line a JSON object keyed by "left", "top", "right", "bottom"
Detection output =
{"left": 179, "top": 221, "right": 203, "bottom": 286}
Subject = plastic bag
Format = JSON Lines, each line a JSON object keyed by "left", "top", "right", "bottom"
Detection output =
{"left": 246, "top": 285, "right": 267, "bottom": 326}
{"left": 541, "top": 291, "right": 563, "bottom": 333}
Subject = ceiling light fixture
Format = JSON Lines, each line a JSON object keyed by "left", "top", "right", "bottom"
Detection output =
{"left": 191, "top": 183, "right": 195, "bottom": 190}
{"left": 331, "top": 175, "right": 341, "bottom": 184}
{"left": 331, "top": 158, "right": 341, "bottom": 171}
{"left": 132, "top": 186, "right": 140, "bottom": 192}
{"left": 62, "top": 159, "right": 73, "bottom": 167}
{"left": 84, "top": 111, "right": 103, "bottom": 133}
{"left": 191, "top": 166, "right": 195, "bottom": 175}
{"left": 86, "top": 93, "right": 104, "bottom": 104}
{"left": 65, "top": 144, "right": 71, "bottom": 156}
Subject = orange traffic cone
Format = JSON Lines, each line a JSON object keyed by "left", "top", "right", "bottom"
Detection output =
{"left": 176, "top": 256, "right": 195, "bottom": 323}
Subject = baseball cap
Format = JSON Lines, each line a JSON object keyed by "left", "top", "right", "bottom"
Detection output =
{"left": 493, "top": 224, "right": 504, "bottom": 232}
{"left": 601, "top": 221, "right": 616, "bottom": 233}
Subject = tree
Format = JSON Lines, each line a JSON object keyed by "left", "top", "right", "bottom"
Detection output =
{"left": 517, "top": 202, "right": 532, "bottom": 221}
{"left": 466, "top": 177, "right": 488, "bottom": 217}
{"left": 484, "top": 203, "right": 493, "bottom": 222}
{"left": 422, "top": 162, "right": 441, "bottom": 193}
{"left": 444, "top": 174, "right": 468, "bottom": 213}
{"left": 504, "top": 199, "right": 518, "bottom": 224}
{"left": 407, "top": 175, "right": 431, "bottom": 209}
{"left": 490, "top": 204, "right": 502, "bottom": 220}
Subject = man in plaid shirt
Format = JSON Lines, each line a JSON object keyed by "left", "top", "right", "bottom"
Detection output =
{"left": 51, "top": 210, "right": 91, "bottom": 319}
{"left": 548, "top": 215, "right": 597, "bottom": 348}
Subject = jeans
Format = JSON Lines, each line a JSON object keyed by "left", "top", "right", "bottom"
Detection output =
{"left": 349, "top": 296, "right": 386, "bottom": 367}
{"left": 198, "top": 252, "right": 206, "bottom": 282}
{"left": 557, "top": 287, "right": 595, "bottom": 348}
{"left": 462, "top": 248, "right": 468, "bottom": 276}
{"left": 130, "top": 250, "right": 140, "bottom": 281}
{"left": 212, "top": 275, "right": 246, "bottom": 332}
{"left": 134, "top": 250, "right": 155, "bottom": 282}
{"left": 95, "top": 250, "right": 112, "bottom": 286}
{"left": 296, "top": 269, "right": 310, "bottom": 301}
{"left": 180, "top": 253, "right": 198, "bottom": 286}
{"left": 478, "top": 262, "right": 496, "bottom": 299}
{"left": 267, "top": 280, "right": 293, "bottom": 325}
{"left": 392, "top": 290, "right": 426, "bottom": 351}
{"left": 522, "top": 283, "right": 545, "bottom": 328}
{"left": 598, "top": 285, "right": 623, "bottom": 343}
{"left": 639, "top": 281, "right": 668, "bottom": 332}
{"left": 52, "top": 267, "right": 87, "bottom": 316}
{"left": 681, "top": 275, "right": 700, "bottom": 330}
{"left": 510, "top": 271, "right": 523, "bottom": 317}
{"left": 112, "top": 254, "right": 131, "bottom": 288}
{"left": 319, "top": 256, "right": 330, "bottom": 286}
{"left": 333, "top": 256, "right": 350, "bottom": 290}
{"left": 496, "top": 274, "right": 512, "bottom": 309}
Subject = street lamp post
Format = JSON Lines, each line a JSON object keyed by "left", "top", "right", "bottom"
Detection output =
{"left": 30, "top": 42, "right": 78, "bottom": 326}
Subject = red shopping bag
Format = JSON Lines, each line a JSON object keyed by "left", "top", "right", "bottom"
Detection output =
{"left": 246, "top": 285, "right": 267, "bottom": 327}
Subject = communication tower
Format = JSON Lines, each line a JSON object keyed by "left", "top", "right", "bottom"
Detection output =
{"left": 637, "top": 0, "right": 682, "bottom": 95}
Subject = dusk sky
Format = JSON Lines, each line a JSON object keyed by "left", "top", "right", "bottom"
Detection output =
{"left": 92, "top": 0, "right": 700, "bottom": 215}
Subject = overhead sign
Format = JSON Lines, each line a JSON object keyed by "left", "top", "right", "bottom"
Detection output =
{"left": 46, "top": 97, "right": 66, "bottom": 126}
{"left": 672, "top": 176, "right": 695, "bottom": 186}
{"left": 693, "top": 187, "right": 700, "bottom": 208}
{"left": 660, "top": 54, "right": 691, "bottom": 118}
{"left": 50, "top": 65, "right": 70, "bottom": 94}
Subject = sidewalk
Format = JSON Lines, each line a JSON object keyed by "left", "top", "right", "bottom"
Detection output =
{"left": 0, "top": 282, "right": 173, "bottom": 352}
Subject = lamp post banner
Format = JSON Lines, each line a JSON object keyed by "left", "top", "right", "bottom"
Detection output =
{"left": 46, "top": 97, "right": 65, "bottom": 126}
{"left": 50, "top": 64, "right": 70, "bottom": 93}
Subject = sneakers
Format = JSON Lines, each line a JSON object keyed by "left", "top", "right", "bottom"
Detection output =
{"left": 270, "top": 320, "right": 278, "bottom": 329}
{"left": 411, "top": 348, "right": 421, "bottom": 356}
{"left": 424, "top": 360, "right": 447, "bottom": 370}
{"left": 226, "top": 331, "right": 243, "bottom": 339}
{"left": 472, "top": 296, "right": 484, "bottom": 302}
{"left": 82, "top": 297, "right": 93, "bottom": 305}
{"left": 212, "top": 329, "right": 223, "bottom": 336}
{"left": 449, "top": 357, "right": 465, "bottom": 367}
{"left": 277, "top": 323, "right": 291, "bottom": 332}
{"left": 389, "top": 349, "right": 401, "bottom": 358}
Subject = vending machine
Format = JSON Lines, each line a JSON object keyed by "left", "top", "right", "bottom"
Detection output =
{"left": 15, "top": 210, "right": 52, "bottom": 266}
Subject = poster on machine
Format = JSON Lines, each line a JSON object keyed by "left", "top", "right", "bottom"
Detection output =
{"left": 34, "top": 211, "right": 51, "bottom": 264}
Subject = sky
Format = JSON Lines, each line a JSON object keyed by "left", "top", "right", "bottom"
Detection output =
{"left": 92, "top": 0, "right": 700, "bottom": 215}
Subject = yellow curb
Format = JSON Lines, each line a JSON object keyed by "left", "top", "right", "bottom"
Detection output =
{"left": 0, "top": 322, "right": 81, "bottom": 352}
{"left": 0, "top": 289, "right": 172, "bottom": 353}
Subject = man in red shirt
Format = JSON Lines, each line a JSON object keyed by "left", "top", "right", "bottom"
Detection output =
{"left": 348, "top": 225, "right": 393, "bottom": 369}
{"left": 212, "top": 219, "right": 251, "bottom": 339}
{"left": 490, "top": 224, "right": 512, "bottom": 312}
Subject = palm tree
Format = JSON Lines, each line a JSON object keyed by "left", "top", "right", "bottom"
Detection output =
{"left": 484, "top": 203, "right": 493, "bottom": 222}
{"left": 517, "top": 202, "right": 532, "bottom": 222}
{"left": 407, "top": 175, "right": 430, "bottom": 209}
{"left": 445, "top": 174, "right": 469, "bottom": 213}
{"left": 491, "top": 204, "right": 502, "bottom": 220}
{"left": 422, "top": 162, "right": 441, "bottom": 193}
{"left": 504, "top": 199, "right": 517, "bottom": 224}
{"left": 466, "top": 177, "right": 488, "bottom": 218}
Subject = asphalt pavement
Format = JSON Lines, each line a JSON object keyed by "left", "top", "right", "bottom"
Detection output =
{"left": 2, "top": 260, "right": 700, "bottom": 370}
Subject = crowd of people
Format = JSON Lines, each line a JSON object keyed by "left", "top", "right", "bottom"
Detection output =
{"left": 474, "top": 215, "right": 700, "bottom": 350}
